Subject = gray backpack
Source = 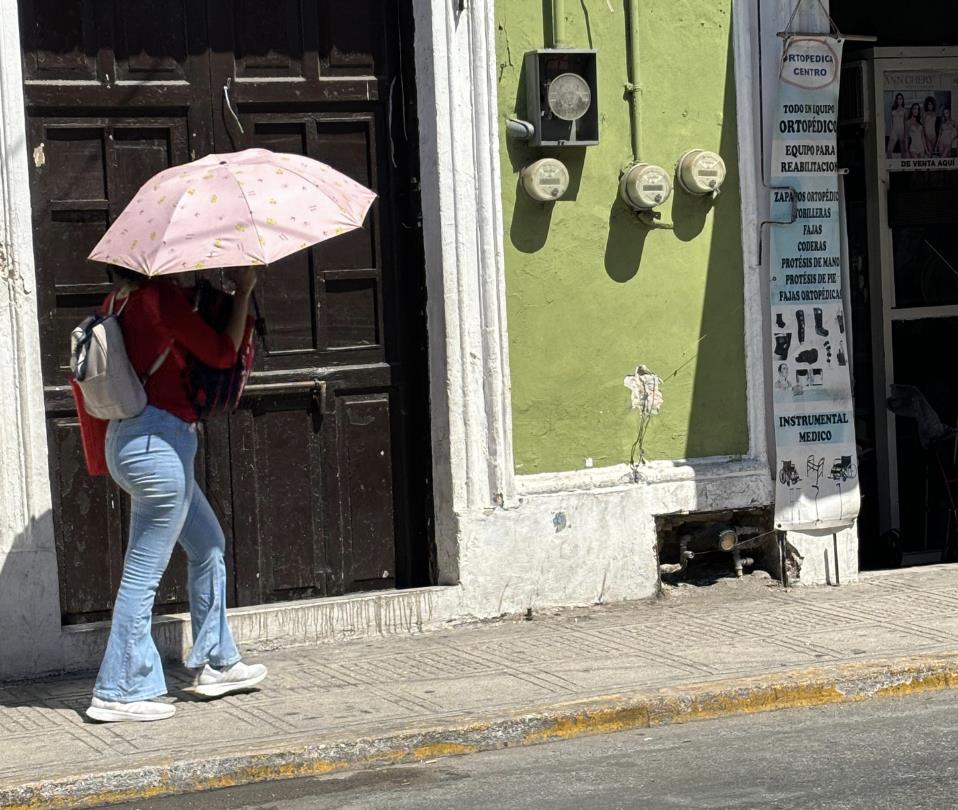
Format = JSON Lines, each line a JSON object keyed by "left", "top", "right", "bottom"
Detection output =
{"left": 70, "top": 294, "right": 171, "bottom": 420}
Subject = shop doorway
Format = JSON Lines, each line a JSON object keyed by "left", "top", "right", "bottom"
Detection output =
{"left": 19, "top": 1, "right": 433, "bottom": 622}
{"left": 833, "top": 1, "right": 958, "bottom": 567}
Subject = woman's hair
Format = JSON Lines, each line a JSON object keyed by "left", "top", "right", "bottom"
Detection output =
{"left": 107, "top": 265, "right": 146, "bottom": 284}
{"left": 924, "top": 95, "right": 937, "bottom": 111}
{"left": 894, "top": 93, "right": 905, "bottom": 108}
{"left": 909, "top": 103, "right": 922, "bottom": 119}
{"left": 943, "top": 107, "right": 952, "bottom": 119}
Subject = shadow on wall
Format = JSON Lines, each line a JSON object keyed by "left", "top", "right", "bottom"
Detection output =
{"left": 671, "top": 185, "right": 715, "bottom": 243}
{"left": 684, "top": 24, "right": 749, "bottom": 459}
{"left": 0, "top": 514, "right": 196, "bottom": 706}
{"left": 0, "top": 513, "right": 62, "bottom": 682}
{"left": 0, "top": 511, "right": 191, "bottom": 690}
{"left": 604, "top": 194, "right": 648, "bottom": 283}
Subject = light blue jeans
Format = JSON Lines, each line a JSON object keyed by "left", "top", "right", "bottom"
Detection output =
{"left": 94, "top": 405, "right": 240, "bottom": 702}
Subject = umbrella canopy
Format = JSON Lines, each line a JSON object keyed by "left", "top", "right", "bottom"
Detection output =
{"left": 88, "top": 148, "right": 377, "bottom": 276}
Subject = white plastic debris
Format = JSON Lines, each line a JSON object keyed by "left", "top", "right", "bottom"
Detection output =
{"left": 624, "top": 365, "right": 663, "bottom": 415}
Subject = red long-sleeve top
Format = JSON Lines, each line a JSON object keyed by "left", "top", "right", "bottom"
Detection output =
{"left": 103, "top": 281, "right": 237, "bottom": 423}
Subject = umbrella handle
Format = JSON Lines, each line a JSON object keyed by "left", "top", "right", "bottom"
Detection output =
{"left": 223, "top": 78, "right": 245, "bottom": 135}
{"left": 250, "top": 290, "right": 269, "bottom": 353}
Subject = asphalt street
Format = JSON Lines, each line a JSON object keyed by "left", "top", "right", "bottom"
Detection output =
{"left": 104, "top": 690, "right": 958, "bottom": 809}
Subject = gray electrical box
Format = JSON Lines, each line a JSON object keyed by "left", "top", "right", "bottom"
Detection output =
{"left": 524, "top": 49, "right": 599, "bottom": 147}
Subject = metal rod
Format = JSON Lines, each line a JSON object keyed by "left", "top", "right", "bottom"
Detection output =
{"left": 552, "top": 0, "right": 569, "bottom": 47}
{"left": 779, "top": 531, "right": 790, "bottom": 589}
{"left": 245, "top": 379, "right": 323, "bottom": 393}
{"left": 776, "top": 32, "right": 878, "bottom": 42}
{"left": 832, "top": 533, "right": 841, "bottom": 586}
{"left": 625, "top": 0, "right": 641, "bottom": 162}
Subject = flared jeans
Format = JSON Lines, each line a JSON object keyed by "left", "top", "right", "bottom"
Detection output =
{"left": 94, "top": 406, "right": 240, "bottom": 702}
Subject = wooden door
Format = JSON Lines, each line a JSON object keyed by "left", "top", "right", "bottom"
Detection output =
{"left": 20, "top": 0, "right": 431, "bottom": 623}
{"left": 208, "top": 0, "right": 424, "bottom": 601}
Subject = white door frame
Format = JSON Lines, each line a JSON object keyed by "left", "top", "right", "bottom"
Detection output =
{"left": 0, "top": 0, "right": 63, "bottom": 678}
{"left": 412, "top": 0, "right": 517, "bottom": 584}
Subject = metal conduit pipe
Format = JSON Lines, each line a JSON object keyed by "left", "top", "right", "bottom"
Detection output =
{"left": 624, "top": 0, "right": 641, "bottom": 163}
{"left": 623, "top": 0, "right": 672, "bottom": 229}
{"left": 552, "top": 0, "right": 569, "bottom": 48}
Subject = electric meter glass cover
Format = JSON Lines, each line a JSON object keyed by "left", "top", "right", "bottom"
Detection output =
{"left": 523, "top": 50, "right": 599, "bottom": 146}
{"left": 547, "top": 73, "right": 592, "bottom": 121}
{"left": 677, "top": 149, "right": 727, "bottom": 195}
{"left": 521, "top": 158, "right": 570, "bottom": 202}
{"left": 620, "top": 163, "right": 673, "bottom": 211}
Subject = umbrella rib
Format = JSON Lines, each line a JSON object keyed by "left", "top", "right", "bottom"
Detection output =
{"left": 226, "top": 167, "right": 267, "bottom": 265}
{"left": 274, "top": 165, "right": 373, "bottom": 224}
{"left": 150, "top": 180, "right": 195, "bottom": 277}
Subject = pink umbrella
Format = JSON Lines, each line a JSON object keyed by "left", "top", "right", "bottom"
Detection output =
{"left": 88, "top": 148, "right": 376, "bottom": 276}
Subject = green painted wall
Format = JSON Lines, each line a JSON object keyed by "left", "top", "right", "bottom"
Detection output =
{"left": 496, "top": 0, "right": 749, "bottom": 474}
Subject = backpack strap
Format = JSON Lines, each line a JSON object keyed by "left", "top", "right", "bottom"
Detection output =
{"left": 143, "top": 340, "right": 175, "bottom": 383}
{"left": 109, "top": 286, "right": 167, "bottom": 381}
{"left": 108, "top": 291, "right": 131, "bottom": 317}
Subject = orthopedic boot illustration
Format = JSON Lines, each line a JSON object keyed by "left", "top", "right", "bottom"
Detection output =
{"left": 774, "top": 333, "right": 793, "bottom": 360}
{"left": 814, "top": 306, "right": 829, "bottom": 337}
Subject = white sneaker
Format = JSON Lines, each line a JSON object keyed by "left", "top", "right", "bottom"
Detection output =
{"left": 86, "top": 696, "right": 176, "bottom": 723}
{"left": 193, "top": 661, "right": 268, "bottom": 698}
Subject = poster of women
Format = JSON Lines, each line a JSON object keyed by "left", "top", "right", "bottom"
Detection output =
{"left": 883, "top": 70, "right": 958, "bottom": 169}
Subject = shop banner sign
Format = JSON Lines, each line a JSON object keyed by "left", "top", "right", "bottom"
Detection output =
{"left": 770, "top": 36, "right": 860, "bottom": 531}
{"left": 883, "top": 69, "right": 958, "bottom": 171}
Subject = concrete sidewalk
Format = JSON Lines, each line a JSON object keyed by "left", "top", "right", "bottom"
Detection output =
{"left": 5, "top": 566, "right": 958, "bottom": 809}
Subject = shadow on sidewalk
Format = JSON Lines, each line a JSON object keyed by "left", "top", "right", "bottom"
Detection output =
{"left": 0, "top": 661, "right": 205, "bottom": 719}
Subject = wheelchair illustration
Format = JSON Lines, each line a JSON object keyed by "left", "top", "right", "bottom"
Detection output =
{"left": 779, "top": 460, "right": 800, "bottom": 487}
{"left": 828, "top": 455, "right": 857, "bottom": 482}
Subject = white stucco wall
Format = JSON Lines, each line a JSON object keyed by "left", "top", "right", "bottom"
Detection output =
{"left": 456, "top": 460, "right": 774, "bottom": 614}
{"left": 0, "top": 0, "right": 63, "bottom": 679}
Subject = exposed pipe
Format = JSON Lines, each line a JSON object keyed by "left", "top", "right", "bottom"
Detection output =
{"left": 637, "top": 211, "right": 673, "bottom": 230}
{"left": 624, "top": 0, "right": 641, "bottom": 163}
{"left": 659, "top": 534, "right": 694, "bottom": 575}
{"left": 505, "top": 118, "right": 535, "bottom": 140}
{"left": 732, "top": 548, "right": 754, "bottom": 578}
{"left": 552, "top": 0, "right": 569, "bottom": 48}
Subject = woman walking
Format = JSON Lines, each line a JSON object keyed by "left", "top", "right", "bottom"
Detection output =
{"left": 86, "top": 267, "right": 267, "bottom": 723}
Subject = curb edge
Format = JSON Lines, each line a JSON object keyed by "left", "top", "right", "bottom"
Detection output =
{"left": 4, "top": 653, "right": 958, "bottom": 809}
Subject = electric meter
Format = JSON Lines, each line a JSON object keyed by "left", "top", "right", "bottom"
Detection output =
{"left": 676, "top": 149, "right": 726, "bottom": 195}
{"left": 619, "top": 163, "right": 673, "bottom": 211}
{"left": 547, "top": 73, "right": 592, "bottom": 122}
{"left": 521, "top": 49, "right": 599, "bottom": 147}
{"left": 521, "top": 158, "right": 570, "bottom": 202}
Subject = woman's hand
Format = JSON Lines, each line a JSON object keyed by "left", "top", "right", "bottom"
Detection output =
{"left": 226, "top": 267, "right": 257, "bottom": 296}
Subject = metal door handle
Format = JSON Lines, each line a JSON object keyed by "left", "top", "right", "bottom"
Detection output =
{"left": 244, "top": 378, "right": 328, "bottom": 412}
